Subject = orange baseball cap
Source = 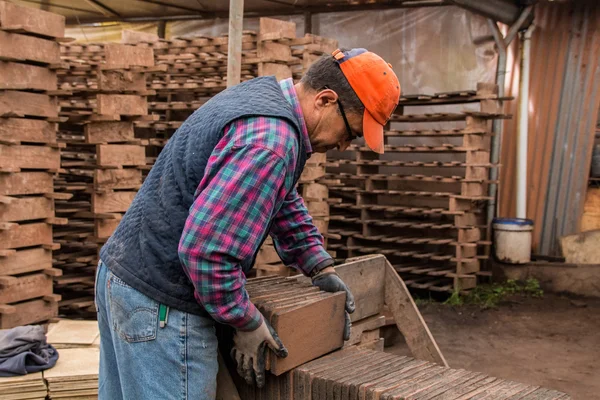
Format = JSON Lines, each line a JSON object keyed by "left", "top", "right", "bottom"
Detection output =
{"left": 332, "top": 48, "right": 400, "bottom": 154}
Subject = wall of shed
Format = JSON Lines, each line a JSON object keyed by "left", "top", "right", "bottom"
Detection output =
{"left": 498, "top": 1, "right": 600, "bottom": 255}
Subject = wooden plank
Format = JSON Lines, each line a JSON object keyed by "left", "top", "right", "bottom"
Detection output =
{"left": 256, "top": 244, "right": 281, "bottom": 265}
{"left": 95, "top": 168, "right": 142, "bottom": 190}
{"left": 300, "top": 165, "right": 326, "bottom": 182}
{"left": 345, "top": 314, "right": 386, "bottom": 346}
{"left": 0, "top": 91, "right": 58, "bottom": 118}
{"left": 0, "top": 144, "right": 60, "bottom": 170}
{"left": 0, "top": 61, "right": 57, "bottom": 91}
{"left": 0, "top": 1, "right": 65, "bottom": 38}
{"left": 258, "top": 63, "right": 292, "bottom": 80}
{"left": 0, "top": 118, "right": 56, "bottom": 144}
{"left": 0, "top": 297, "right": 57, "bottom": 328}
{"left": 259, "top": 17, "right": 296, "bottom": 40}
{"left": 95, "top": 218, "right": 120, "bottom": 240}
{"left": 85, "top": 121, "right": 134, "bottom": 144}
{"left": 96, "top": 94, "right": 148, "bottom": 116}
{"left": 0, "top": 172, "right": 53, "bottom": 195}
{"left": 0, "top": 247, "right": 52, "bottom": 275}
{"left": 104, "top": 43, "right": 154, "bottom": 67}
{"left": 384, "top": 259, "right": 448, "bottom": 366}
{"left": 334, "top": 255, "right": 386, "bottom": 322}
{"left": 96, "top": 144, "right": 146, "bottom": 167}
{"left": 269, "top": 292, "right": 346, "bottom": 375}
{"left": 0, "top": 272, "right": 52, "bottom": 303}
{"left": 302, "top": 183, "right": 328, "bottom": 201}
{"left": 307, "top": 201, "right": 329, "bottom": 217}
{"left": 98, "top": 69, "right": 146, "bottom": 92}
{"left": 92, "top": 191, "right": 136, "bottom": 214}
{"left": 0, "top": 31, "right": 60, "bottom": 64}
{"left": 46, "top": 320, "right": 99, "bottom": 346}
{"left": 0, "top": 222, "right": 52, "bottom": 249}
{"left": 0, "top": 196, "right": 53, "bottom": 222}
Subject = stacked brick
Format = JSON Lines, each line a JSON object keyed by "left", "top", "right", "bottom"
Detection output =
{"left": 0, "top": 1, "right": 65, "bottom": 328}
{"left": 253, "top": 20, "right": 338, "bottom": 277}
{"left": 234, "top": 346, "right": 571, "bottom": 399}
{"left": 325, "top": 84, "right": 507, "bottom": 293}
{"left": 53, "top": 43, "right": 155, "bottom": 317}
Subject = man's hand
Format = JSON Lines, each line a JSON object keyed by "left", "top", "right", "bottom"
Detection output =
{"left": 311, "top": 267, "right": 355, "bottom": 340}
{"left": 231, "top": 318, "right": 288, "bottom": 388}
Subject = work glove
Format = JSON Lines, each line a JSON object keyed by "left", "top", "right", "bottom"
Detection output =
{"left": 311, "top": 267, "right": 355, "bottom": 341}
{"left": 231, "top": 318, "right": 288, "bottom": 388}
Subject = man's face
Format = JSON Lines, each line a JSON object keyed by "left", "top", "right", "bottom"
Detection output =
{"left": 307, "top": 89, "right": 363, "bottom": 153}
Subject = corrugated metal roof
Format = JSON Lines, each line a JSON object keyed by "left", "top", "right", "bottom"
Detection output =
{"left": 498, "top": 1, "right": 600, "bottom": 255}
{"left": 12, "top": 0, "right": 451, "bottom": 24}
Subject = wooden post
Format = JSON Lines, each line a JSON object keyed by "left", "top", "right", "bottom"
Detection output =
{"left": 226, "top": 0, "right": 244, "bottom": 88}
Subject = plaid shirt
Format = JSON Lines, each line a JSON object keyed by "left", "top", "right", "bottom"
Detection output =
{"left": 178, "top": 78, "right": 332, "bottom": 331}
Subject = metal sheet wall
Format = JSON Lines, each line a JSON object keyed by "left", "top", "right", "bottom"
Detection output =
{"left": 498, "top": 1, "right": 600, "bottom": 255}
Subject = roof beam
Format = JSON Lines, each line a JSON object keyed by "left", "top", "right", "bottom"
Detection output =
{"left": 133, "top": 0, "right": 211, "bottom": 15}
{"left": 84, "top": 0, "right": 121, "bottom": 18}
{"left": 68, "top": 0, "right": 449, "bottom": 24}
{"left": 19, "top": 0, "right": 105, "bottom": 15}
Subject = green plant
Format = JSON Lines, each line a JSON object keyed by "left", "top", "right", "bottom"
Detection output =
{"left": 443, "top": 279, "right": 543, "bottom": 309}
{"left": 444, "top": 290, "right": 464, "bottom": 306}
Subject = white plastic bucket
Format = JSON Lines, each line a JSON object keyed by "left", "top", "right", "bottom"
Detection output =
{"left": 492, "top": 218, "right": 534, "bottom": 264}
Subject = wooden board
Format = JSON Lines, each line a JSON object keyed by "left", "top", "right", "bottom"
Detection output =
{"left": 95, "top": 168, "right": 142, "bottom": 190}
{"left": 334, "top": 255, "right": 386, "bottom": 322}
{"left": 0, "top": 222, "right": 52, "bottom": 249}
{"left": 0, "top": 298, "right": 57, "bottom": 328}
{"left": 269, "top": 292, "right": 346, "bottom": 375}
{"left": 0, "top": 118, "right": 56, "bottom": 145}
{"left": 0, "top": 61, "right": 57, "bottom": 91}
{"left": 0, "top": 30, "right": 60, "bottom": 64}
{"left": 95, "top": 218, "right": 120, "bottom": 240}
{"left": 0, "top": 1, "right": 65, "bottom": 38}
{"left": 104, "top": 43, "right": 154, "bottom": 67}
{"left": 0, "top": 144, "right": 60, "bottom": 170}
{"left": 47, "top": 320, "right": 99, "bottom": 346}
{"left": 43, "top": 347, "right": 99, "bottom": 380}
{"left": 0, "top": 172, "right": 53, "bottom": 195}
{"left": 96, "top": 144, "right": 145, "bottom": 167}
{"left": 384, "top": 259, "right": 448, "bottom": 366}
{"left": 0, "top": 272, "right": 53, "bottom": 303}
{"left": 0, "top": 196, "right": 53, "bottom": 222}
{"left": 0, "top": 90, "right": 58, "bottom": 118}
{"left": 92, "top": 191, "right": 136, "bottom": 214}
{"left": 96, "top": 94, "right": 147, "bottom": 116}
{"left": 258, "top": 63, "right": 292, "bottom": 81}
{"left": 302, "top": 183, "right": 328, "bottom": 200}
{"left": 85, "top": 121, "right": 134, "bottom": 144}
{"left": 0, "top": 247, "right": 52, "bottom": 275}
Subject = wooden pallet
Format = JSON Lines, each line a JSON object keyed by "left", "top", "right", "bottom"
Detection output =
{"left": 0, "top": 1, "right": 66, "bottom": 328}
{"left": 325, "top": 83, "right": 507, "bottom": 293}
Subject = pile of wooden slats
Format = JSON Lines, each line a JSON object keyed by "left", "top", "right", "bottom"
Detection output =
{"left": 325, "top": 84, "right": 510, "bottom": 293}
{"left": 0, "top": 1, "right": 66, "bottom": 328}
{"left": 53, "top": 43, "right": 154, "bottom": 317}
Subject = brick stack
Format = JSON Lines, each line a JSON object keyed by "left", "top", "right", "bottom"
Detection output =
{"left": 235, "top": 346, "right": 571, "bottom": 399}
{"left": 0, "top": 1, "right": 65, "bottom": 328}
{"left": 53, "top": 43, "right": 155, "bottom": 317}
{"left": 325, "top": 84, "right": 507, "bottom": 293}
{"left": 253, "top": 21, "right": 338, "bottom": 278}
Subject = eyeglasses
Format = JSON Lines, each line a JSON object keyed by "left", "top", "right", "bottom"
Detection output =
{"left": 322, "top": 86, "right": 361, "bottom": 142}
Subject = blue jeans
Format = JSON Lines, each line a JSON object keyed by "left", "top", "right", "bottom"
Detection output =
{"left": 95, "top": 261, "right": 219, "bottom": 399}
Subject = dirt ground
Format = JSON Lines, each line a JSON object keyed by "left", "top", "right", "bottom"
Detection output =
{"left": 384, "top": 293, "right": 600, "bottom": 400}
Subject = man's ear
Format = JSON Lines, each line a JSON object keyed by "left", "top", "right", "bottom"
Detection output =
{"left": 314, "top": 89, "right": 338, "bottom": 110}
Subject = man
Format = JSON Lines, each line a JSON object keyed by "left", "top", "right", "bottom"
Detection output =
{"left": 94, "top": 48, "right": 400, "bottom": 399}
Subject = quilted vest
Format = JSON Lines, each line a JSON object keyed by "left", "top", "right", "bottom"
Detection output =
{"left": 100, "top": 77, "right": 307, "bottom": 315}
